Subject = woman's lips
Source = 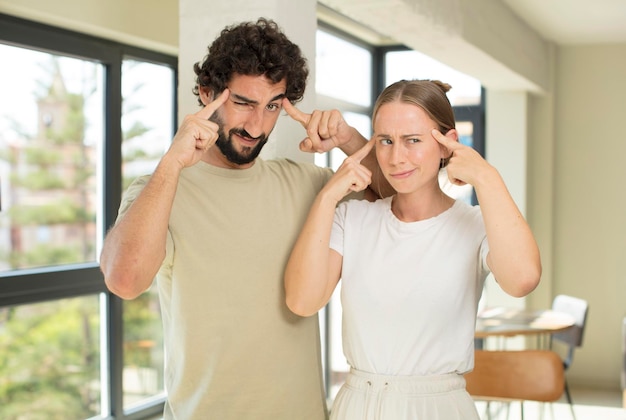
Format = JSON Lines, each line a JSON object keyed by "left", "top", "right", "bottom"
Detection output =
{"left": 390, "top": 169, "right": 415, "bottom": 179}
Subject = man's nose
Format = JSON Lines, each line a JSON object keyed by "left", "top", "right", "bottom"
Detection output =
{"left": 243, "top": 107, "right": 264, "bottom": 138}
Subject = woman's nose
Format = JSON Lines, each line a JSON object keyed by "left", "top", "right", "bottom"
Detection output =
{"left": 389, "top": 143, "right": 405, "bottom": 164}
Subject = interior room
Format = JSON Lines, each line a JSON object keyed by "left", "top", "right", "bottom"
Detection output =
{"left": 0, "top": 0, "right": 624, "bottom": 419}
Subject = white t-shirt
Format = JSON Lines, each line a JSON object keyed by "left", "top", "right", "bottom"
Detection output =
{"left": 330, "top": 197, "right": 489, "bottom": 376}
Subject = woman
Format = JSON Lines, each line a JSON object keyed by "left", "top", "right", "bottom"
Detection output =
{"left": 284, "top": 79, "right": 541, "bottom": 419}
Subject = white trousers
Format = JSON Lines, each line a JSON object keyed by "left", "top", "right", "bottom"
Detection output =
{"left": 329, "top": 369, "right": 480, "bottom": 420}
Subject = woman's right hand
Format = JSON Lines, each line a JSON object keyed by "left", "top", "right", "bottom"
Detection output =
{"left": 322, "top": 139, "right": 375, "bottom": 203}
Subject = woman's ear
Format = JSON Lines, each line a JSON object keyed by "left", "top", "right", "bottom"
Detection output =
{"left": 198, "top": 87, "right": 213, "bottom": 106}
{"left": 444, "top": 128, "right": 458, "bottom": 142}
{"left": 439, "top": 128, "right": 459, "bottom": 158}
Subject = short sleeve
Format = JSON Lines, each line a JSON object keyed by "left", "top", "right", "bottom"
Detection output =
{"left": 114, "top": 174, "right": 174, "bottom": 270}
{"left": 116, "top": 175, "right": 150, "bottom": 221}
{"left": 479, "top": 235, "right": 490, "bottom": 276}
{"left": 329, "top": 201, "right": 348, "bottom": 256}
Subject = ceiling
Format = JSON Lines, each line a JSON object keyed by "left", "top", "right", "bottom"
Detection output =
{"left": 319, "top": 1, "right": 626, "bottom": 46}
{"left": 502, "top": 0, "right": 626, "bottom": 45}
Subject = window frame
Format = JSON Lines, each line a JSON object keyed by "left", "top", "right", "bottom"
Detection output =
{"left": 0, "top": 13, "right": 177, "bottom": 419}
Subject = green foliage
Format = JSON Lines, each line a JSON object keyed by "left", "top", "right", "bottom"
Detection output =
{"left": 9, "top": 169, "right": 65, "bottom": 190}
{"left": 0, "top": 299, "right": 100, "bottom": 419}
{"left": 123, "top": 148, "right": 150, "bottom": 162}
{"left": 0, "top": 148, "right": 17, "bottom": 164}
{"left": 45, "top": 93, "right": 86, "bottom": 145}
{"left": 8, "top": 198, "right": 95, "bottom": 225}
{"left": 9, "top": 243, "right": 89, "bottom": 268}
{"left": 124, "top": 293, "right": 163, "bottom": 368}
{"left": 123, "top": 120, "right": 152, "bottom": 142}
{"left": 24, "top": 147, "right": 62, "bottom": 166}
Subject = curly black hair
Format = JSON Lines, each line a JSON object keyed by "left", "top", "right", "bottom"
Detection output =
{"left": 192, "top": 18, "right": 309, "bottom": 106}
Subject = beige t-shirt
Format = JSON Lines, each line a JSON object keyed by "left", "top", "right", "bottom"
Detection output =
{"left": 119, "top": 158, "right": 333, "bottom": 420}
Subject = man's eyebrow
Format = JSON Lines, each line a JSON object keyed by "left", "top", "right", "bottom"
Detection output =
{"left": 230, "top": 92, "right": 258, "bottom": 105}
{"left": 230, "top": 92, "right": 286, "bottom": 104}
{"left": 270, "top": 93, "right": 286, "bottom": 102}
{"left": 374, "top": 133, "right": 424, "bottom": 138}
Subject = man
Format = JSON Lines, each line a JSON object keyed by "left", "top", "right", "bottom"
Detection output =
{"left": 100, "top": 18, "right": 387, "bottom": 419}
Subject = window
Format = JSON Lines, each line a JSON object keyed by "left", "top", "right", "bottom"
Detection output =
{"left": 0, "top": 14, "right": 175, "bottom": 419}
{"left": 315, "top": 27, "right": 373, "bottom": 171}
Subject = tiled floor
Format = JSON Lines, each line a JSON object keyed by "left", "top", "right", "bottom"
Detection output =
{"left": 474, "top": 386, "right": 626, "bottom": 420}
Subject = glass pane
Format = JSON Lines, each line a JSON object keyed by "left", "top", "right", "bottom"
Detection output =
{"left": 385, "top": 50, "right": 482, "bottom": 106}
{"left": 121, "top": 59, "right": 173, "bottom": 407}
{"left": 121, "top": 59, "right": 173, "bottom": 189}
{"left": 0, "top": 44, "right": 103, "bottom": 272}
{"left": 0, "top": 296, "right": 101, "bottom": 419}
{"left": 316, "top": 30, "right": 372, "bottom": 107}
{"left": 123, "top": 285, "right": 164, "bottom": 407}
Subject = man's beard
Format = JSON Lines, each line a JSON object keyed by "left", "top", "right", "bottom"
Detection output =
{"left": 210, "top": 115, "right": 268, "bottom": 165}
{"left": 216, "top": 128, "right": 267, "bottom": 165}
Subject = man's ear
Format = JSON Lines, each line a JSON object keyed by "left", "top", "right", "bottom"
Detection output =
{"left": 198, "top": 86, "right": 213, "bottom": 106}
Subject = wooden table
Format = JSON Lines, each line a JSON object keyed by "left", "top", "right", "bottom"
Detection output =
{"left": 475, "top": 306, "right": 575, "bottom": 341}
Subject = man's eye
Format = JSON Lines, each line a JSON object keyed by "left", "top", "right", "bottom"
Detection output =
{"left": 408, "top": 138, "right": 420, "bottom": 144}
{"left": 380, "top": 139, "right": 392, "bottom": 145}
{"left": 267, "top": 103, "right": 280, "bottom": 111}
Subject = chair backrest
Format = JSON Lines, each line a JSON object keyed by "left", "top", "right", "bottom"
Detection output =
{"left": 465, "top": 350, "right": 565, "bottom": 402}
{"left": 551, "top": 294, "right": 589, "bottom": 348}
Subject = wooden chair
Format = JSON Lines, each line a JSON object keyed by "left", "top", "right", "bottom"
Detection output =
{"left": 465, "top": 350, "right": 565, "bottom": 419}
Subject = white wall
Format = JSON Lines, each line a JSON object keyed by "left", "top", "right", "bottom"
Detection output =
{"left": 548, "top": 44, "right": 626, "bottom": 388}
{"left": 0, "top": 0, "right": 178, "bottom": 54}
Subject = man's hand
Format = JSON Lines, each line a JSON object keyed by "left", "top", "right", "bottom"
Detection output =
{"left": 282, "top": 98, "right": 353, "bottom": 153}
{"left": 167, "top": 89, "right": 230, "bottom": 169}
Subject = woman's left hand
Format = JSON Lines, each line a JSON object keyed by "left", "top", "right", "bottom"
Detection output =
{"left": 432, "top": 129, "right": 495, "bottom": 188}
